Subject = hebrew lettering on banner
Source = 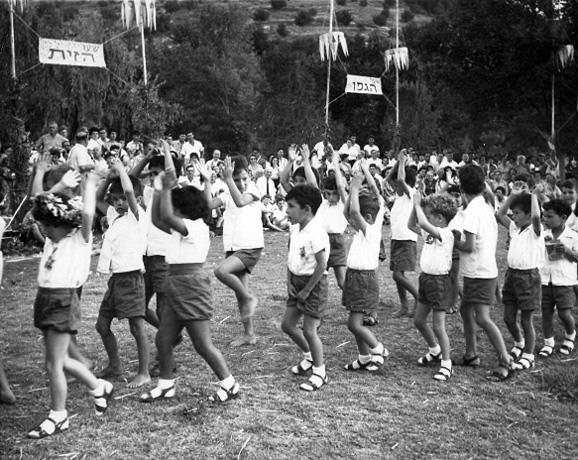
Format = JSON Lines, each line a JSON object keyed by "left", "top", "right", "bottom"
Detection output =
{"left": 345, "top": 75, "right": 383, "bottom": 95}
{"left": 39, "top": 38, "right": 107, "bottom": 68}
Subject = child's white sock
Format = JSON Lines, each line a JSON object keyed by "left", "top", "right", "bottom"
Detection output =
{"left": 48, "top": 409, "right": 68, "bottom": 423}
{"left": 358, "top": 354, "right": 371, "bottom": 364}
{"left": 521, "top": 353, "right": 534, "bottom": 361}
{"left": 370, "top": 342, "right": 385, "bottom": 356}
{"left": 544, "top": 337, "right": 555, "bottom": 347}
{"left": 440, "top": 359, "right": 452, "bottom": 370}
{"left": 220, "top": 375, "right": 236, "bottom": 391}
{"left": 303, "top": 351, "right": 312, "bottom": 361}
{"left": 312, "top": 365, "right": 326, "bottom": 377}
{"left": 90, "top": 378, "right": 105, "bottom": 396}
{"left": 158, "top": 378, "right": 175, "bottom": 390}
{"left": 514, "top": 339, "right": 525, "bottom": 349}
{"left": 429, "top": 345, "right": 441, "bottom": 356}
{"left": 566, "top": 331, "right": 576, "bottom": 341}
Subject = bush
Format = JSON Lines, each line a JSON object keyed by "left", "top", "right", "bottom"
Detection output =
{"left": 271, "top": 0, "right": 287, "bottom": 10}
{"left": 295, "top": 9, "right": 314, "bottom": 26}
{"left": 360, "top": 0, "right": 368, "bottom": 7}
{"left": 277, "top": 23, "right": 289, "bottom": 37}
{"left": 337, "top": 0, "right": 347, "bottom": 6}
{"left": 373, "top": 11, "right": 389, "bottom": 26}
{"left": 383, "top": 0, "right": 395, "bottom": 7}
{"left": 164, "top": 0, "right": 182, "bottom": 13}
{"left": 309, "top": 8, "right": 318, "bottom": 17}
{"left": 401, "top": 9, "right": 415, "bottom": 22}
{"left": 253, "top": 8, "right": 270, "bottom": 21}
{"left": 336, "top": 9, "right": 353, "bottom": 26}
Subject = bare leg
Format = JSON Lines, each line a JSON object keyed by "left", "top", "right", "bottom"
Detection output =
{"left": 503, "top": 303, "right": 522, "bottom": 343}
{"left": 414, "top": 302, "right": 437, "bottom": 348}
{"left": 281, "top": 307, "right": 309, "bottom": 353}
{"left": 185, "top": 320, "right": 231, "bottom": 380}
{"left": 156, "top": 306, "right": 182, "bottom": 380}
{"left": 333, "top": 266, "right": 346, "bottom": 290}
{"left": 520, "top": 310, "right": 536, "bottom": 355}
{"left": 302, "top": 315, "right": 323, "bottom": 367}
{"left": 432, "top": 311, "right": 450, "bottom": 361}
{"left": 44, "top": 330, "right": 71, "bottom": 411}
{"left": 558, "top": 309, "right": 576, "bottom": 336}
{"left": 95, "top": 315, "right": 122, "bottom": 377}
{"left": 460, "top": 303, "right": 478, "bottom": 359}
{"left": 474, "top": 304, "right": 508, "bottom": 359}
{"left": 127, "top": 317, "right": 151, "bottom": 388}
{"left": 348, "top": 312, "right": 379, "bottom": 355}
{"left": 68, "top": 336, "right": 92, "bottom": 370}
{"left": 541, "top": 306, "right": 555, "bottom": 339}
{"left": 0, "top": 359, "right": 15, "bottom": 404}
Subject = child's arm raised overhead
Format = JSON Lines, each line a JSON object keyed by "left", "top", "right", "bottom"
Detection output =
{"left": 81, "top": 172, "right": 99, "bottom": 243}
{"left": 111, "top": 159, "right": 140, "bottom": 219}
{"left": 359, "top": 158, "right": 380, "bottom": 198}
{"left": 158, "top": 171, "right": 187, "bottom": 236}
{"left": 495, "top": 191, "right": 514, "bottom": 228}
{"left": 395, "top": 150, "right": 412, "bottom": 197}
{"left": 331, "top": 150, "right": 348, "bottom": 205}
{"left": 407, "top": 191, "right": 420, "bottom": 236}
{"left": 347, "top": 170, "right": 368, "bottom": 235}
{"left": 95, "top": 173, "right": 112, "bottom": 215}
{"left": 194, "top": 159, "right": 217, "bottom": 210}
{"left": 223, "top": 156, "right": 258, "bottom": 207}
{"left": 300, "top": 144, "right": 318, "bottom": 188}
{"left": 128, "top": 140, "right": 157, "bottom": 177}
{"left": 279, "top": 145, "right": 297, "bottom": 193}
{"left": 49, "top": 169, "right": 82, "bottom": 195}
{"left": 531, "top": 190, "right": 541, "bottom": 236}
{"left": 413, "top": 191, "right": 442, "bottom": 240}
{"left": 30, "top": 154, "right": 51, "bottom": 196}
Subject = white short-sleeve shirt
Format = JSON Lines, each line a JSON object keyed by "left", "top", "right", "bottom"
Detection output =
{"left": 316, "top": 199, "right": 348, "bottom": 234}
{"left": 459, "top": 195, "right": 498, "bottom": 279}
{"left": 38, "top": 229, "right": 91, "bottom": 288}
{"left": 220, "top": 181, "right": 264, "bottom": 251}
{"left": 287, "top": 219, "right": 330, "bottom": 276}
{"left": 419, "top": 227, "right": 454, "bottom": 275}
{"left": 347, "top": 206, "right": 386, "bottom": 271}
{"left": 143, "top": 186, "right": 171, "bottom": 257}
{"left": 507, "top": 221, "right": 545, "bottom": 270}
{"left": 539, "top": 226, "right": 578, "bottom": 286}
{"left": 66, "top": 144, "right": 93, "bottom": 171}
{"left": 390, "top": 193, "right": 418, "bottom": 241}
{"left": 165, "top": 218, "right": 210, "bottom": 265}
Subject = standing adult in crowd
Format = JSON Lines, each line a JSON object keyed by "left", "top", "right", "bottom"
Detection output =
{"left": 36, "top": 121, "right": 67, "bottom": 154}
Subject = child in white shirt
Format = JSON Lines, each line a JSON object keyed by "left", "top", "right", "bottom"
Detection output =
{"left": 409, "top": 192, "right": 457, "bottom": 381}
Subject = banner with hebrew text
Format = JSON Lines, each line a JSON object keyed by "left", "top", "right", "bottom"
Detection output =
{"left": 345, "top": 75, "right": 382, "bottom": 95}
{"left": 39, "top": 38, "right": 106, "bottom": 68}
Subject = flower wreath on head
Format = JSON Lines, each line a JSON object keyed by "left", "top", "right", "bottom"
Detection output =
{"left": 32, "top": 193, "right": 84, "bottom": 227}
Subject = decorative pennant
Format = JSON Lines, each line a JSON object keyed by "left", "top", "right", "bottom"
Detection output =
{"left": 384, "top": 47, "right": 409, "bottom": 72}
{"left": 121, "top": 0, "right": 156, "bottom": 30}
{"left": 556, "top": 44, "right": 574, "bottom": 71}
{"left": 319, "top": 31, "right": 349, "bottom": 62}
{"left": 8, "top": 0, "right": 27, "bottom": 11}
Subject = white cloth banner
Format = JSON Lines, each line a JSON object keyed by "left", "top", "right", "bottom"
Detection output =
{"left": 39, "top": 38, "right": 106, "bottom": 68}
{"left": 345, "top": 75, "right": 382, "bottom": 95}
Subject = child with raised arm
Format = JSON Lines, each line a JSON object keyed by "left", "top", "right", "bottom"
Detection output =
{"left": 341, "top": 162, "right": 388, "bottom": 372}
{"left": 27, "top": 173, "right": 113, "bottom": 439}
{"left": 95, "top": 160, "right": 150, "bottom": 388}
{"left": 496, "top": 191, "right": 544, "bottom": 370}
{"left": 454, "top": 164, "right": 512, "bottom": 381}
{"left": 386, "top": 149, "right": 419, "bottom": 317}
{"left": 538, "top": 199, "right": 578, "bottom": 358}
{"left": 282, "top": 185, "right": 330, "bottom": 391}
{"left": 408, "top": 192, "right": 457, "bottom": 381}
{"left": 140, "top": 170, "right": 240, "bottom": 403}
{"left": 207, "top": 156, "right": 263, "bottom": 347}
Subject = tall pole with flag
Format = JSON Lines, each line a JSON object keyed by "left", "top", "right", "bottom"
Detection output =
{"left": 121, "top": 0, "right": 156, "bottom": 86}
{"left": 8, "top": 0, "right": 27, "bottom": 81}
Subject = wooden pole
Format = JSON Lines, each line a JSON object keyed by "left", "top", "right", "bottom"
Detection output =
{"left": 395, "top": 0, "right": 400, "bottom": 128}
{"left": 324, "top": 0, "right": 334, "bottom": 127}
{"left": 140, "top": 21, "right": 148, "bottom": 86}
{"left": 10, "top": 1, "right": 17, "bottom": 81}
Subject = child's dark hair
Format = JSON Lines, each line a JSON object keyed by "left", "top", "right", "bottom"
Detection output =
{"left": 359, "top": 192, "right": 380, "bottom": 221}
{"left": 293, "top": 166, "right": 320, "bottom": 184}
{"left": 421, "top": 193, "right": 458, "bottom": 223}
{"left": 172, "top": 186, "right": 210, "bottom": 221}
{"left": 459, "top": 164, "right": 486, "bottom": 195}
{"left": 513, "top": 173, "right": 534, "bottom": 189}
{"left": 231, "top": 155, "right": 248, "bottom": 176}
{"left": 109, "top": 174, "right": 143, "bottom": 197}
{"left": 494, "top": 186, "right": 506, "bottom": 195}
{"left": 285, "top": 184, "right": 323, "bottom": 214}
{"left": 543, "top": 199, "right": 571, "bottom": 219}
{"left": 321, "top": 176, "right": 337, "bottom": 191}
{"left": 509, "top": 193, "right": 532, "bottom": 214}
{"left": 148, "top": 155, "right": 164, "bottom": 170}
{"left": 561, "top": 179, "right": 576, "bottom": 190}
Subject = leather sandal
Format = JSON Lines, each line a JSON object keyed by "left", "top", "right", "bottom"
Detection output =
{"left": 27, "top": 417, "right": 69, "bottom": 439}
{"left": 139, "top": 385, "right": 176, "bottom": 403}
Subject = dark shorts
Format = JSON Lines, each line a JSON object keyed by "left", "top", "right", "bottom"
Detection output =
{"left": 389, "top": 240, "right": 417, "bottom": 272}
{"left": 34, "top": 288, "right": 81, "bottom": 334}
{"left": 287, "top": 273, "right": 328, "bottom": 319}
{"left": 342, "top": 269, "right": 379, "bottom": 313}
{"left": 418, "top": 273, "right": 450, "bottom": 311}
{"left": 462, "top": 277, "right": 497, "bottom": 307}
{"left": 225, "top": 248, "right": 263, "bottom": 274}
{"left": 502, "top": 268, "right": 541, "bottom": 311}
{"left": 165, "top": 264, "right": 213, "bottom": 321}
{"left": 542, "top": 284, "right": 575, "bottom": 311}
{"left": 144, "top": 255, "right": 168, "bottom": 297}
{"left": 327, "top": 233, "right": 347, "bottom": 268}
{"left": 99, "top": 271, "right": 146, "bottom": 320}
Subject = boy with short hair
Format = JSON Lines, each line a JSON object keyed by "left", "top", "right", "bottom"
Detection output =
{"left": 281, "top": 185, "right": 330, "bottom": 392}
{"left": 538, "top": 199, "right": 578, "bottom": 357}
{"left": 386, "top": 149, "right": 419, "bottom": 317}
{"left": 342, "top": 163, "right": 388, "bottom": 372}
{"left": 455, "top": 164, "right": 512, "bottom": 381}
{"left": 496, "top": 191, "right": 544, "bottom": 370}
{"left": 95, "top": 160, "right": 150, "bottom": 388}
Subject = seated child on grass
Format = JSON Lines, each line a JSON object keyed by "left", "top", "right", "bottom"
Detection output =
{"left": 408, "top": 192, "right": 457, "bottom": 381}
{"left": 281, "top": 185, "right": 330, "bottom": 392}
{"left": 496, "top": 191, "right": 544, "bottom": 370}
{"left": 538, "top": 199, "right": 578, "bottom": 358}
{"left": 27, "top": 174, "right": 113, "bottom": 439}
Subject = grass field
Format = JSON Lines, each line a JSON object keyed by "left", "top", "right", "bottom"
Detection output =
{"left": 2, "top": 226, "right": 578, "bottom": 459}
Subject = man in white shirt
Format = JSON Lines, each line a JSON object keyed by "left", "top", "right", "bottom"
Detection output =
{"left": 181, "top": 132, "right": 204, "bottom": 165}
{"left": 36, "top": 121, "right": 67, "bottom": 154}
{"left": 67, "top": 131, "right": 94, "bottom": 171}
{"left": 256, "top": 167, "right": 276, "bottom": 197}
{"left": 363, "top": 137, "right": 380, "bottom": 158}
{"left": 206, "top": 149, "right": 222, "bottom": 171}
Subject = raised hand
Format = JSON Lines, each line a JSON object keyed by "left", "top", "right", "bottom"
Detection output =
{"left": 301, "top": 144, "right": 311, "bottom": 162}
{"left": 287, "top": 144, "right": 297, "bottom": 162}
{"left": 60, "top": 169, "right": 82, "bottom": 189}
{"left": 223, "top": 156, "right": 235, "bottom": 180}
{"left": 194, "top": 158, "right": 211, "bottom": 182}
{"left": 413, "top": 189, "right": 422, "bottom": 206}
{"left": 351, "top": 169, "right": 364, "bottom": 188}
{"left": 36, "top": 153, "right": 52, "bottom": 173}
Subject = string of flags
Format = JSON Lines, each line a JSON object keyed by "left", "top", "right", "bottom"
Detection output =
{"left": 319, "top": 31, "right": 349, "bottom": 62}
{"left": 8, "top": 0, "right": 26, "bottom": 11}
{"left": 556, "top": 44, "right": 574, "bottom": 71}
{"left": 384, "top": 47, "right": 409, "bottom": 72}
{"left": 121, "top": 0, "right": 157, "bottom": 30}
